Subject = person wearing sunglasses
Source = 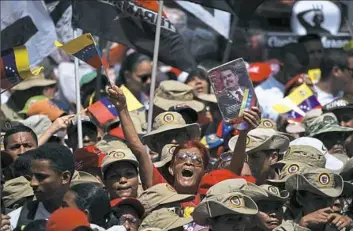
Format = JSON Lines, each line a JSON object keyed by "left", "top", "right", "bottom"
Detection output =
{"left": 107, "top": 85, "right": 261, "bottom": 209}
{"left": 323, "top": 96, "right": 353, "bottom": 157}
{"left": 304, "top": 112, "right": 353, "bottom": 158}
{"left": 115, "top": 52, "right": 152, "bottom": 106}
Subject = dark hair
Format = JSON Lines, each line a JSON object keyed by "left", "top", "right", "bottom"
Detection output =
{"left": 298, "top": 34, "right": 321, "bottom": 44}
{"left": 31, "top": 143, "right": 75, "bottom": 178}
{"left": 13, "top": 151, "right": 35, "bottom": 178}
{"left": 172, "top": 140, "right": 210, "bottom": 169}
{"left": 185, "top": 68, "right": 208, "bottom": 83}
{"left": 320, "top": 51, "right": 349, "bottom": 81}
{"left": 70, "top": 183, "right": 112, "bottom": 228}
{"left": 348, "top": 50, "right": 353, "bottom": 58}
{"left": 116, "top": 52, "right": 151, "bottom": 86}
{"left": 3, "top": 125, "right": 38, "bottom": 149}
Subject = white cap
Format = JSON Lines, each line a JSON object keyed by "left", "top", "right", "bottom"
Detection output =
{"left": 290, "top": 137, "right": 344, "bottom": 171}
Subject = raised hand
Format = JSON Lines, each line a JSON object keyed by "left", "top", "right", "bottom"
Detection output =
{"left": 107, "top": 84, "right": 127, "bottom": 111}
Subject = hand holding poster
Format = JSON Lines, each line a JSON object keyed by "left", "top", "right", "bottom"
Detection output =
{"left": 207, "top": 58, "right": 258, "bottom": 124}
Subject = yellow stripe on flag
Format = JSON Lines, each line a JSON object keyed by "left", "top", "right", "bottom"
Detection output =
{"left": 286, "top": 84, "right": 313, "bottom": 106}
{"left": 273, "top": 84, "right": 312, "bottom": 115}
{"left": 13, "top": 46, "right": 43, "bottom": 79}
{"left": 55, "top": 33, "right": 97, "bottom": 55}
{"left": 120, "top": 85, "right": 144, "bottom": 111}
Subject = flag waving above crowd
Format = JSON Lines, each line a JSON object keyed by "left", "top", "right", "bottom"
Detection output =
{"left": 72, "top": 0, "right": 197, "bottom": 72}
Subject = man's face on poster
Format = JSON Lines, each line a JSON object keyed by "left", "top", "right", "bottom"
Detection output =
{"left": 221, "top": 69, "right": 239, "bottom": 89}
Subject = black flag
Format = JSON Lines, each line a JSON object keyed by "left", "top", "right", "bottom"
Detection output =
{"left": 72, "top": 0, "right": 196, "bottom": 72}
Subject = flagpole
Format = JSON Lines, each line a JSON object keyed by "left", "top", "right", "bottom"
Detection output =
{"left": 73, "top": 29, "right": 83, "bottom": 148}
{"left": 147, "top": 0, "right": 164, "bottom": 133}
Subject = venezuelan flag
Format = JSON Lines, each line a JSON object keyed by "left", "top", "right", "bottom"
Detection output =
{"left": 55, "top": 33, "right": 108, "bottom": 71}
{"left": 88, "top": 97, "right": 118, "bottom": 125}
{"left": 273, "top": 84, "right": 321, "bottom": 122}
{"left": 0, "top": 46, "right": 43, "bottom": 93}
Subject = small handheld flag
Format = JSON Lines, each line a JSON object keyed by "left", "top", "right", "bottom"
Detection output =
{"left": 87, "top": 97, "right": 118, "bottom": 125}
{"left": 0, "top": 46, "right": 43, "bottom": 93}
{"left": 55, "top": 33, "right": 110, "bottom": 83}
{"left": 273, "top": 84, "right": 321, "bottom": 122}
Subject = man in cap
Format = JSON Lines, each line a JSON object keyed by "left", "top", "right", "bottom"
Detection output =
{"left": 323, "top": 96, "right": 353, "bottom": 157}
{"left": 193, "top": 179, "right": 258, "bottom": 231}
{"left": 304, "top": 112, "right": 353, "bottom": 157}
{"left": 284, "top": 168, "right": 352, "bottom": 230}
{"left": 228, "top": 128, "right": 290, "bottom": 184}
{"left": 111, "top": 197, "right": 145, "bottom": 231}
{"left": 101, "top": 146, "right": 140, "bottom": 199}
{"left": 67, "top": 116, "right": 99, "bottom": 152}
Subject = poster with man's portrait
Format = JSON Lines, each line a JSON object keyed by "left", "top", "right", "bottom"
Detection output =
{"left": 208, "top": 58, "right": 258, "bottom": 123}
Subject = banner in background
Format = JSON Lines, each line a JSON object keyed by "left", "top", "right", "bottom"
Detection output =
{"left": 72, "top": 0, "right": 196, "bottom": 72}
{"left": 1, "top": 1, "right": 57, "bottom": 66}
{"left": 174, "top": 1, "right": 230, "bottom": 39}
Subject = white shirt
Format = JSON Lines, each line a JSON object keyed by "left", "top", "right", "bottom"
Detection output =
{"left": 255, "top": 76, "right": 285, "bottom": 122}
{"left": 314, "top": 85, "right": 344, "bottom": 106}
{"left": 9, "top": 202, "right": 51, "bottom": 230}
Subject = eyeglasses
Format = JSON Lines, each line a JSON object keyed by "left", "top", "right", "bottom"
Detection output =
{"left": 219, "top": 151, "right": 233, "bottom": 161}
{"left": 175, "top": 152, "right": 203, "bottom": 166}
{"left": 137, "top": 73, "right": 152, "bottom": 83}
{"left": 118, "top": 216, "right": 140, "bottom": 227}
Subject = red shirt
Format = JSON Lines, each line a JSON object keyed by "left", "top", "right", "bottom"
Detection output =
{"left": 152, "top": 166, "right": 201, "bottom": 207}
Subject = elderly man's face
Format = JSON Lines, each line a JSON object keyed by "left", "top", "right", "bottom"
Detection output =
{"left": 221, "top": 70, "right": 239, "bottom": 89}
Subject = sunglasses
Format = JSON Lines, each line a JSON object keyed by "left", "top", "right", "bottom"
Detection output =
{"left": 137, "top": 73, "right": 152, "bottom": 83}
{"left": 119, "top": 216, "right": 140, "bottom": 227}
{"left": 175, "top": 152, "right": 203, "bottom": 167}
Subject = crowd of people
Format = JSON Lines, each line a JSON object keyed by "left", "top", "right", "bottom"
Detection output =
{"left": 1, "top": 9, "right": 353, "bottom": 230}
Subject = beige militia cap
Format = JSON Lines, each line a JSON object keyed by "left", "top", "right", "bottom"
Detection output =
{"left": 228, "top": 128, "right": 290, "bottom": 154}
{"left": 3, "top": 176, "right": 34, "bottom": 208}
{"left": 193, "top": 192, "right": 258, "bottom": 226}
{"left": 268, "top": 161, "right": 312, "bottom": 184}
{"left": 70, "top": 171, "right": 104, "bottom": 188}
{"left": 153, "top": 144, "right": 178, "bottom": 168}
{"left": 142, "top": 112, "right": 200, "bottom": 149}
{"left": 12, "top": 73, "right": 57, "bottom": 91}
{"left": 139, "top": 208, "right": 193, "bottom": 231}
{"left": 259, "top": 119, "right": 295, "bottom": 141}
{"left": 304, "top": 112, "right": 353, "bottom": 137}
{"left": 101, "top": 147, "right": 139, "bottom": 177}
{"left": 272, "top": 145, "right": 326, "bottom": 169}
{"left": 285, "top": 168, "right": 343, "bottom": 198}
{"left": 138, "top": 183, "right": 194, "bottom": 214}
{"left": 153, "top": 80, "right": 204, "bottom": 112}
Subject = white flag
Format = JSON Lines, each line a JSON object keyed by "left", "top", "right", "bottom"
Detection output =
{"left": 174, "top": 1, "right": 231, "bottom": 39}
{"left": 1, "top": 1, "right": 57, "bottom": 66}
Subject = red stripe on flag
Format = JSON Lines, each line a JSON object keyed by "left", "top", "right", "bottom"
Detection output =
{"left": 86, "top": 56, "right": 104, "bottom": 70}
{"left": 88, "top": 100, "right": 116, "bottom": 124}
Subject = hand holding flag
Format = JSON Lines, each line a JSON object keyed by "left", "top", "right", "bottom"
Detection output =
{"left": 1, "top": 46, "right": 43, "bottom": 93}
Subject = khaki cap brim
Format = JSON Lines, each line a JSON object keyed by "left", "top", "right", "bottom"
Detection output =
{"left": 193, "top": 193, "right": 258, "bottom": 226}
{"left": 154, "top": 96, "right": 204, "bottom": 112}
{"left": 12, "top": 77, "right": 56, "bottom": 91}
{"left": 312, "top": 125, "right": 353, "bottom": 138}
{"left": 228, "top": 133, "right": 289, "bottom": 154}
{"left": 162, "top": 193, "right": 195, "bottom": 205}
{"left": 153, "top": 155, "right": 173, "bottom": 168}
{"left": 102, "top": 158, "right": 139, "bottom": 176}
{"left": 142, "top": 123, "right": 200, "bottom": 147}
{"left": 285, "top": 173, "right": 343, "bottom": 198}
